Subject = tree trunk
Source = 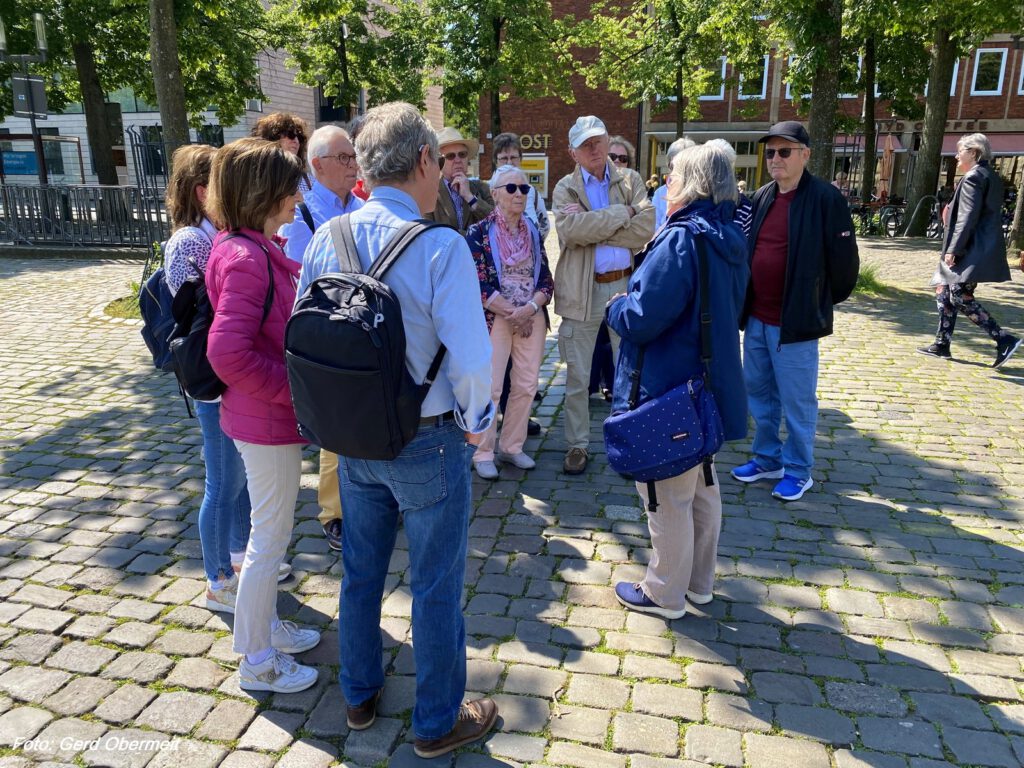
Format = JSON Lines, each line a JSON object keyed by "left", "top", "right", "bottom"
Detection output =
{"left": 675, "top": 68, "right": 686, "bottom": 139}
{"left": 490, "top": 90, "right": 501, "bottom": 138}
{"left": 904, "top": 25, "right": 957, "bottom": 236}
{"left": 71, "top": 41, "right": 118, "bottom": 186}
{"left": 859, "top": 36, "right": 877, "bottom": 202}
{"left": 488, "top": 15, "right": 503, "bottom": 138}
{"left": 148, "top": 0, "right": 190, "bottom": 164}
{"left": 805, "top": 0, "right": 843, "bottom": 180}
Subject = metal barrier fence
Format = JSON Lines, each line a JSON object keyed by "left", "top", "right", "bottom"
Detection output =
{"left": 0, "top": 183, "right": 170, "bottom": 249}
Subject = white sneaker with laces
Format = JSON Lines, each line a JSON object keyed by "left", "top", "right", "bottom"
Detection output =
{"left": 205, "top": 575, "right": 238, "bottom": 614}
{"left": 499, "top": 452, "right": 536, "bottom": 470}
{"left": 474, "top": 460, "right": 499, "bottom": 480}
{"left": 271, "top": 619, "right": 321, "bottom": 654}
{"left": 233, "top": 560, "right": 292, "bottom": 583}
{"left": 239, "top": 649, "right": 317, "bottom": 693}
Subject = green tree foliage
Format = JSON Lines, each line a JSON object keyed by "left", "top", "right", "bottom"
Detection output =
{"left": 424, "top": 0, "right": 573, "bottom": 135}
{"left": 269, "top": 0, "right": 427, "bottom": 115}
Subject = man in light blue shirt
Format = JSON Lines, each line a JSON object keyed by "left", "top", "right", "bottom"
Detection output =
{"left": 281, "top": 125, "right": 364, "bottom": 263}
{"left": 653, "top": 136, "right": 696, "bottom": 230}
{"left": 299, "top": 102, "right": 498, "bottom": 758}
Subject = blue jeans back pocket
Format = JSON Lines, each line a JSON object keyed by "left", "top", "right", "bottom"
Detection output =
{"left": 386, "top": 444, "right": 447, "bottom": 511}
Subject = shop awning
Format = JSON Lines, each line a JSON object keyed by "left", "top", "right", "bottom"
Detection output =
{"left": 942, "top": 133, "right": 1024, "bottom": 156}
{"left": 833, "top": 134, "right": 905, "bottom": 153}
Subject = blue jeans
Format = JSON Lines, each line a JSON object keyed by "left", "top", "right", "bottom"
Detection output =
{"left": 743, "top": 317, "right": 819, "bottom": 481}
{"left": 337, "top": 421, "right": 472, "bottom": 740}
{"left": 195, "top": 400, "right": 252, "bottom": 583}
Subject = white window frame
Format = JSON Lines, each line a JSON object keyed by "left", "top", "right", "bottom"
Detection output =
{"left": 737, "top": 55, "right": 770, "bottom": 100}
{"left": 698, "top": 57, "right": 728, "bottom": 101}
{"left": 924, "top": 59, "right": 959, "bottom": 97}
{"left": 784, "top": 56, "right": 811, "bottom": 100}
{"left": 1019, "top": 56, "right": 1024, "bottom": 95}
{"left": 970, "top": 48, "right": 1007, "bottom": 96}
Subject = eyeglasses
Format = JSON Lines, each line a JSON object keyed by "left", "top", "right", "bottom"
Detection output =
{"left": 323, "top": 152, "right": 357, "bottom": 166}
{"left": 275, "top": 130, "right": 302, "bottom": 141}
{"left": 419, "top": 144, "right": 445, "bottom": 171}
{"left": 608, "top": 153, "right": 629, "bottom": 164}
{"left": 443, "top": 150, "right": 469, "bottom": 161}
{"left": 496, "top": 154, "right": 521, "bottom": 164}
{"left": 765, "top": 147, "right": 797, "bottom": 159}
{"left": 500, "top": 183, "right": 531, "bottom": 195}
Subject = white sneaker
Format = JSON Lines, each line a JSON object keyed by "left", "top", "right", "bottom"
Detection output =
{"left": 233, "top": 561, "right": 292, "bottom": 583}
{"left": 499, "top": 452, "right": 535, "bottom": 470}
{"left": 686, "top": 590, "right": 713, "bottom": 605}
{"left": 205, "top": 575, "right": 238, "bottom": 614}
{"left": 474, "top": 460, "right": 499, "bottom": 480}
{"left": 239, "top": 649, "right": 317, "bottom": 693}
{"left": 271, "top": 619, "right": 321, "bottom": 654}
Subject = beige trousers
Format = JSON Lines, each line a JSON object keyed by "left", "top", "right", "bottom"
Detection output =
{"left": 317, "top": 449, "right": 342, "bottom": 526}
{"left": 476, "top": 312, "right": 547, "bottom": 462}
{"left": 636, "top": 463, "right": 722, "bottom": 612}
{"left": 557, "top": 276, "right": 626, "bottom": 450}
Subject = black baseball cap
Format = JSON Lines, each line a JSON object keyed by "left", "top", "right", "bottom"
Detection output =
{"left": 758, "top": 121, "right": 810, "bottom": 146}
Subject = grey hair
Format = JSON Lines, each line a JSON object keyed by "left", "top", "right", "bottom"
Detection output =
{"left": 666, "top": 136, "right": 696, "bottom": 168}
{"left": 704, "top": 138, "right": 736, "bottom": 163}
{"left": 489, "top": 164, "right": 526, "bottom": 190}
{"left": 957, "top": 133, "right": 991, "bottom": 163}
{"left": 355, "top": 102, "right": 438, "bottom": 186}
{"left": 608, "top": 135, "right": 636, "bottom": 163}
{"left": 666, "top": 143, "right": 739, "bottom": 209}
{"left": 306, "top": 125, "right": 352, "bottom": 181}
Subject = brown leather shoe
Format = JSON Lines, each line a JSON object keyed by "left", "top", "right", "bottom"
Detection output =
{"left": 346, "top": 689, "right": 381, "bottom": 730}
{"left": 563, "top": 447, "right": 589, "bottom": 475}
{"left": 413, "top": 698, "right": 498, "bottom": 758}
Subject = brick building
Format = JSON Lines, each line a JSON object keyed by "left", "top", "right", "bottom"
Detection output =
{"left": 478, "top": 17, "right": 1024, "bottom": 202}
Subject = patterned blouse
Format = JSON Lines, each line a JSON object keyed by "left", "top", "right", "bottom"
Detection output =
{"left": 164, "top": 218, "right": 219, "bottom": 295}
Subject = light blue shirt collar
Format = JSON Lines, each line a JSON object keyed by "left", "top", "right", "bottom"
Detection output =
{"left": 367, "top": 185, "right": 423, "bottom": 218}
{"left": 581, "top": 165, "right": 610, "bottom": 186}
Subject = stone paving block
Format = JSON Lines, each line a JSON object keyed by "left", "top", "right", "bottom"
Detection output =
{"left": 751, "top": 672, "right": 823, "bottom": 704}
{"left": 101, "top": 651, "right": 173, "bottom": 683}
{"left": 865, "top": 664, "right": 951, "bottom": 693}
{"left": 685, "top": 661, "right": 748, "bottom": 692}
{"left": 0, "top": 666, "right": 71, "bottom": 703}
{"left": 12, "top": 608, "right": 75, "bottom": 633}
{"left": 484, "top": 731, "right": 547, "bottom": 762}
{"left": 165, "top": 657, "right": 231, "bottom": 691}
{"left": 389, "top": 742, "right": 451, "bottom": 768}
{"left": 62, "top": 614, "right": 116, "bottom": 640}
{"left": 621, "top": 654, "right": 682, "bottom": 681}
{"left": 237, "top": 709, "right": 305, "bottom": 752}
{"left": 196, "top": 699, "right": 257, "bottom": 741}
{"left": 0, "top": 706, "right": 53, "bottom": 746}
{"left": 148, "top": 738, "right": 226, "bottom": 768}
{"left": 45, "top": 640, "right": 118, "bottom": 674}
{"left": 604, "top": 632, "right": 672, "bottom": 656}
{"left": 562, "top": 649, "right": 619, "bottom": 675}
{"left": 151, "top": 630, "right": 216, "bottom": 657}
{"left": 547, "top": 705, "right": 610, "bottom": 745}
{"left": 343, "top": 716, "right": 403, "bottom": 764}
{"left": 502, "top": 665, "right": 566, "bottom": 698}
{"left": 24, "top": 717, "right": 107, "bottom": 761}
{"left": 832, "top": 749, "right": 909, "bottom": 768}
{"left": 490, "top": 693, "right": 550, "bottom": 733}
{"left": 941, "top": 726, "right": 1018, "bottom": 767}
{"left": 495, "top": 640, "right": 563, "bottom": 668}
{"left": 858, "top": 718, "right": 943, "bottom": 757}
{"left": 951, "top": 649, "right": 1023, "bottom": 678}
{"left": 825, "top": 682, "right": 907, "bottom": 715}
{"left": 672, "top": 636, "right": 737, "bottom": 664}
{"left": 0, "top": 633, "right": 62, "bottom": 664}
{"left": 682, "top": 725, "right": 742, "bottom": 767}
{"left": 547, "top": 741, "right": 626, "bottom": 768}
{"left": 740, "top": 647, "right": 806, "bottom": 673}
{"left": 744, "top": 732, "right": 831, "bottom": 768}
{"left": 768, "top": 584, "right": 822, "bottom": 609}
{"left": 881, "top": 640, "right": 950, "bottom": 670}
{"left": 42, "top": 676, "right": 117, "bottom": 717}
{"left": 883, "top": 596, "right": 939, "bottom": 623}
{"left": 566, "top": 673, "right": 630, "bottom": 709}
{"left": 219, "top": 751, "right": 275, "bottom": 768}
{"left": 274, "top": 737, "right": 336, "bottom": 768}
{"left": 989, "top": 703, "right": 1024, "bottom": 734}
{"left": 776, "top": 703, "right": 855, "bottom": 745}
{"left": 135, "top": 691, "right": 216, "bottom": 734}
{"left": 909, "top": 692, "right": 992, "bottom": 730}
{"left": 612, "top": 711, "right": 678, "bottom": 756}
{"left": 93, "top": 684, "right": 158, "bottom": 724}
{"left": 826, "top": 588, "right": 884, "bottom": 617}
{"left": 950, "top": 673, "right": 1023, "bottom": 701}
{"left": 631, "top": 682, "right": 701, "bottom": 720}
{"left": 705, "top": 692, "right": 773, "bottom": 731}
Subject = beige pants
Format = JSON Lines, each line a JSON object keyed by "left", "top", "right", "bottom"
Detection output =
{"left": 476, "top": 312, "right": 546, "bottom": 462}
{"left": 557, "top": 276, "right": 626, "bottom": 450}
{"left": 317, "top": 449, "right": 342, "bottom": 526}
{"left": 636, "top": 463, "right": 722, "bottom": 612}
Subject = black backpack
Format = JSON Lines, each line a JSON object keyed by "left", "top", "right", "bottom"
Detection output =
{"left": 285, "top": 214, "right": 446, "bottom": 460}
{"left": 139, "top": 265, "right": 176, "bottom": 372}
{"left": 168, "top": 233, "right": 274, "bottom": 406}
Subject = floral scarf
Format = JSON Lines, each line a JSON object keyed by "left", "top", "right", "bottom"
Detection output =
{"left": 490, "top": 209, "right": 530, "bottom": 267}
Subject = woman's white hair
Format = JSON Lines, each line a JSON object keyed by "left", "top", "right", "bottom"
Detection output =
{"left": 665, "top": 143, "right": 739, "bottom": 209}
{"left": 489, "top": 164, "right": 526, "bottom": 190}
{"left": 957, "top": 133, "right": 992, "bottom": 163}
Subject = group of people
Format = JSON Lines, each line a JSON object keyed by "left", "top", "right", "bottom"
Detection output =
{"left": 158, "top": 101, "right": 1018, "bottom": 759}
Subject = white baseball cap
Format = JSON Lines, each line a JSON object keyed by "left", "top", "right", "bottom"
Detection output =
{"left": 568, "top": 116, "right": 608, "bottom": 148}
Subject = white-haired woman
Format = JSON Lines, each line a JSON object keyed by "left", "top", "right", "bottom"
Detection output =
{"left": 465, "top": 164, "right": 554, "bottom": 479}
{"left": 920, "top": 133, "right": 1020, "bottom": 368}
{"left": 607, "top": 143, "right": 749, "bottom": 619}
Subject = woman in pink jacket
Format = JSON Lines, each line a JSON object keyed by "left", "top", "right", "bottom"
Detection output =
{"left": 205, "top": 137, "right": 319, "bottom": 694}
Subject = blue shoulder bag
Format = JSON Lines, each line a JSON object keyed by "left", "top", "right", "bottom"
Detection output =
{"left": 603, "top": 235, "right": 724, "bottom": 512}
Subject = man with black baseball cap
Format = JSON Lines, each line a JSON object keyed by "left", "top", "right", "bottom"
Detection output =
{"left": 731, "top": 121, "right": 859, "bottom": 502}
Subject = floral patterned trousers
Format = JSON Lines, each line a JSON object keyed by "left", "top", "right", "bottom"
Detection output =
{"left": 934, "top": 282, "right": 1007, "bottom": 346}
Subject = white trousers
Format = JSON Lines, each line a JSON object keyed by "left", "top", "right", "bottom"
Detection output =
{"left": 232, "top": 440, "right": 302, "bottom": 655}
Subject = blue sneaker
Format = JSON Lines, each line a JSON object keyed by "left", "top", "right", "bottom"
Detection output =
{"left": 614, "top": 582, "right": 685, "bottom": 620}
{"left": 772, "top": 474, "right": 813, "bottom": 501}
{"left": 731, "top": 460, "right": 785, "bottom": 483}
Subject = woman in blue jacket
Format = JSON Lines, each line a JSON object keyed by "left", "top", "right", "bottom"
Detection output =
{"left": 606, "top": 142, "right": 749, "bottom": 620}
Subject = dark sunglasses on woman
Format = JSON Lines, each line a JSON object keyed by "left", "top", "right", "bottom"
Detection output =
{"left": 764, "top": 147, "right": 796, "bottom": 159}
{"left": 608, "top": 153, "right": 629, "bottom": 164}
{"left": 276, "top": 130, "right": 302, "bottom": 141}
{"left": 501, "top": 183, "right": 531, "bottom": 195}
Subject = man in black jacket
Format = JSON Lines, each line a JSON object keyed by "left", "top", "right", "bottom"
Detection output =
{"left": 731, "top": 121, "right": 859, "bottom": 502}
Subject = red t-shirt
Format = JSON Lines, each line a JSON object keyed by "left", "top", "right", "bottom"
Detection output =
{"left": 750, "top": 189, "right": 795, "bottom": 326}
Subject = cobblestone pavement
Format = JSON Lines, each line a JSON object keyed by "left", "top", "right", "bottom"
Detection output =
{"left": 0, "top": 239, "right": 1023, "bottom": 768}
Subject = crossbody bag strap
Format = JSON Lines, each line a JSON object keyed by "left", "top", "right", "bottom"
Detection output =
{"left": 695, "top": 234, "right": 712, "bottom": 385}
{"left": 223, "top": 232, "right": 275, "bottom": 325}
{"left": 298, "top": 202, "right": 315, "bottom": 234}
{"left": 329, "top": 214, "right": 363, "bottom": 273}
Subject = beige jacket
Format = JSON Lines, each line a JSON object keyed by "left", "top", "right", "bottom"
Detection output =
{"left": 552, "top": 162, "right": 655, "bottom": 322}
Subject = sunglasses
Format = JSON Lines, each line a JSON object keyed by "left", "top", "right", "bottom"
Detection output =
{"left": 276, "top": 130, "right": 302, "bottom": 141}
{"left": 500, "top": 183, "right": 531, "bottom": 195}
{"left": 608, "top": 153, "right": 629, "bottom": 164}
{"left": 443, "top": 150, "right": 469, "bottom": 161}
{"left": 765, "top": 147, "right": 799, "bottom": 159}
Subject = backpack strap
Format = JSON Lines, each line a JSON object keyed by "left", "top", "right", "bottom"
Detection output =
{"left": 329, "top": 215, "right": 362, "bottom": 273}
{"left": 366, "top": 220, "right": 444, "bottom": 282}
{"left": 298, "top": 202, "right": 316, "bottom": 234}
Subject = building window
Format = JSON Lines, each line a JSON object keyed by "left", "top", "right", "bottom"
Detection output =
{"left": 246, "top": 99, "right": 263, "bottom": 112}
{"left": 698, "top": 57, "right": 727, "bottom": 101}
{"left": 737, "top": 56, "right": 769, "bottom": 100}
{"left": 1019, "top": 57, "right": 1024, "bottom": 95}
{"left": 784, "top": 56, "right": 811, "bottom": 100}
{"left": 197, "top": 125, "right": 225, "bottom": 147}
{"left": 925, "top": 59, "right": 960, "bottom": 97}
{"left": 39, "top": 128, "right": 65, "bottom": 176}
{"left": 970, "top": 48, "right": 1006, "bottom": 95}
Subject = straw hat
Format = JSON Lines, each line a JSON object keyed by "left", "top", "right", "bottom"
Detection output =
{"left": 436, "top": 127, "right": 479, "bottom": 158}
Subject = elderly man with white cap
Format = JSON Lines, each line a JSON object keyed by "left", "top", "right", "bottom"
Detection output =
{"left": 427, "top": 127, "right": 494, "bottom": 234}
{"left": 552, "top": 115, "right": 654, "bottom": 475}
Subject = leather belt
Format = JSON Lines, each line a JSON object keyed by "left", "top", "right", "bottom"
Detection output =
{"left": 419, "top": 410, "right": 455, "bottom": 428}
{"left": 594, "top": 267, "right": 632, "bottom": 284}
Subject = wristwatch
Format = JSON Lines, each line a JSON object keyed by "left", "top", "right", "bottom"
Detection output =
{"left": 468, "top": 195, "right": 479, "bottom": 208}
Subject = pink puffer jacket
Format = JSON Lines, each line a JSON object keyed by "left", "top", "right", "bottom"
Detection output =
{"left": 206, "top": 228, "right": 306, "bottom": 446}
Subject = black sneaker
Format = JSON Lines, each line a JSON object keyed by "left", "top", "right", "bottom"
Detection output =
{"left": 322, "top": 518, "right": 342, "bottom": 551}
{"left": 527, "top": 419, "right": 541, "bottom": 436}
{"left": 994, "top": 335, "right": 1022, "bottom": 369}
{"left": 918, "top": 343, "right": 951, "bottom": 359}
